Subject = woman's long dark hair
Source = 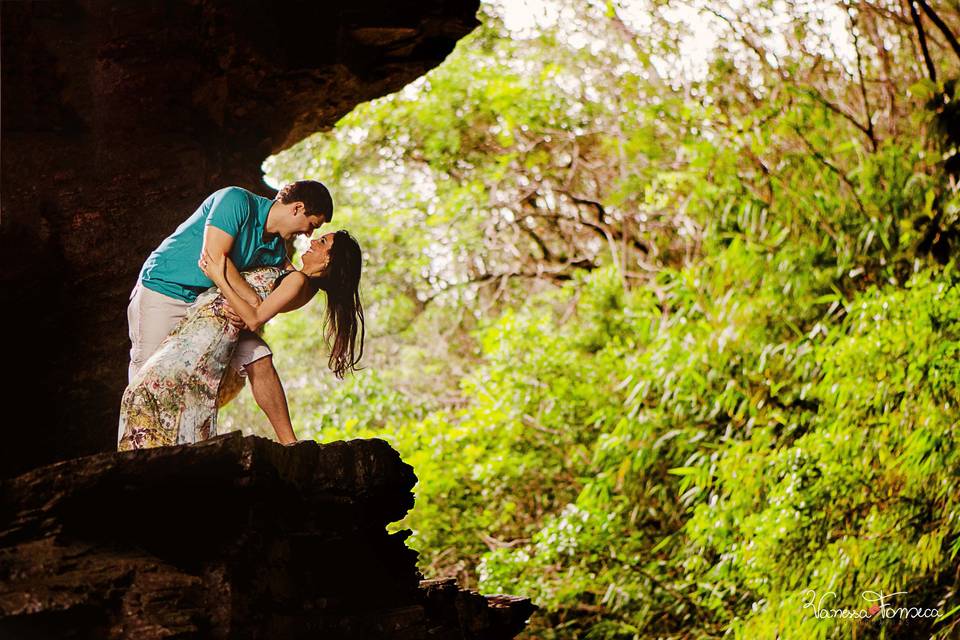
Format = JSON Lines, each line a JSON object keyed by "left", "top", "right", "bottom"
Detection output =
{"left": 316, "top": 230, "right": 364, "bottom": 379}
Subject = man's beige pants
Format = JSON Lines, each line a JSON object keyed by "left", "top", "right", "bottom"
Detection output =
{"left": 122, "top": 282, "right": 271, "bottom": 442}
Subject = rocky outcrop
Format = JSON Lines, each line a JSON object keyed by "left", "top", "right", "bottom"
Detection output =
{"left": 0, "top": 0, "right": 480, "bottom": 477}
{"left": 0, "top": 432, "right": 536, "bottom": 638}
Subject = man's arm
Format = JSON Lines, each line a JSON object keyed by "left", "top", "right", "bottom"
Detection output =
{"left": 202, "top": 226, "right": 260, "bottom": 307}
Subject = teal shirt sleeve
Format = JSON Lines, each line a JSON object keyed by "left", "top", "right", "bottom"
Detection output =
{"left": 205, "top": 187, "right": 247, "bottom": 237}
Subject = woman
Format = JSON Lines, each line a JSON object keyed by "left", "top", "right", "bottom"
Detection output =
{"left": 117, "top": 230, "right": 364, "bottom": 451}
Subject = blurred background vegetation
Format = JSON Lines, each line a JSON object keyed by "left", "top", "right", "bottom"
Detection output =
{"left": 221, "top": 0, "right": 960, "bottom": 637}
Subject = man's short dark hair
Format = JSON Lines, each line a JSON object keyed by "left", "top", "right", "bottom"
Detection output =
{"left": 276, "top": 180, "right": 334, "bottom": 222}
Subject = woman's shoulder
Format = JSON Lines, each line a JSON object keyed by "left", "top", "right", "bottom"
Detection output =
{"left": 274, "top": 269, "right": 308, "bottom": 289}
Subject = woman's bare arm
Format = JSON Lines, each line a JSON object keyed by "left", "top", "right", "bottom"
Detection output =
{"left": 281, "top": 278, "right": 322, "bottom": 313}
{"left": 201, "top": 251, "right": 315, "bottom": 332}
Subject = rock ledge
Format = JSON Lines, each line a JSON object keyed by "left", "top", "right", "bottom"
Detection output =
{"left": 0, "top": 432, "right": 535, "bottom": 639}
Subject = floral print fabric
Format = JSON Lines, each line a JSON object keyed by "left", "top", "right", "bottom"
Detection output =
{"left": 118, "top": 267, "right": 284, "bottom": 451}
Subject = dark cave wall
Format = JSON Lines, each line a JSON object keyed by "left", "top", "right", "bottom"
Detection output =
{"left": 0, "top": 0, "right": 479, "bottom": 477}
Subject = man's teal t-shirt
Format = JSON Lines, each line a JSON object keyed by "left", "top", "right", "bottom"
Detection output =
{"left": 139, "top": 186, "right": 288, "bottom": 302}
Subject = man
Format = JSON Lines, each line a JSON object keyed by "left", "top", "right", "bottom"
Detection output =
{"left": 125, "top": 180, "right": 331, "bottom": 444}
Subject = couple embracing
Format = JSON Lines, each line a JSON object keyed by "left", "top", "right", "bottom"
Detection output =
{"left": 117, "top": 180, "right": 364, "bottom": 451}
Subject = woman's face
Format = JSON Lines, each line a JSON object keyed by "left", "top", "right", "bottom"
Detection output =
{"left": 301, "top": 232, "right": 336, "bottom": 276}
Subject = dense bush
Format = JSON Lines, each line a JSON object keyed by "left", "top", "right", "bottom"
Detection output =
{"left": 222, "top": 0, "right": 960, "bottom": 637}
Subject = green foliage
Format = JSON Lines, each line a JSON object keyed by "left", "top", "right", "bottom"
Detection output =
{"left": 222, "top": 0, "right": 960, "bottom": 637}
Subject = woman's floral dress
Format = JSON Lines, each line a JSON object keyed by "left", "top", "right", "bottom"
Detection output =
{"left": 118, "top": 267, "right": 285, "bottom": 451}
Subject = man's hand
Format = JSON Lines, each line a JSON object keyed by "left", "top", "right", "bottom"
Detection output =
{"left": 220, "top": 300, "right": 245, "bottom": 328}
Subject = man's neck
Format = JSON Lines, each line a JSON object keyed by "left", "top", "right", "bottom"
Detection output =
{"left": 263, "top": 201, "right": 281, "bottom": 239}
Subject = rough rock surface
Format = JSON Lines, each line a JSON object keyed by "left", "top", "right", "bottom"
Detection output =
{"left": 0, "top": 432, "right": 536, "bottom": 638}
{"left": 0, "top": 0, "right": 479, "bottom": 477}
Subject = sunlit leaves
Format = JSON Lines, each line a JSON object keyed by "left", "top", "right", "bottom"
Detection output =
{"left": 219, "top": 0, "right": 960, "bottom": 637}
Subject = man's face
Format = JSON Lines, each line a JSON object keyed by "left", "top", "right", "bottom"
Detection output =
{"left": 296, "top": 213, "right": 327, "bottom": 238}
{"left": 282, "top": 202, "right": 327, "bottom": 241}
